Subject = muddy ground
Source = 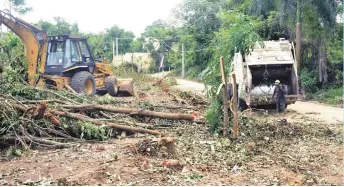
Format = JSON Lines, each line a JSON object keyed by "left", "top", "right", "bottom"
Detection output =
{"left": 0, "top": 75, "right": 342, "bottom": 186}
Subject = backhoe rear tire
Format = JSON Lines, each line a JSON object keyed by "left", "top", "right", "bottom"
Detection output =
{"left": 105, "top": 76, "right": 119, "bottom": 96}
{"left": 70, "top": 71, "right": 96, "bottom": 96}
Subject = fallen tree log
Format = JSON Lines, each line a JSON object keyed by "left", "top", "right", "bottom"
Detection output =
{"left": 0, "top": 136, "right": 71, "bottom": 149}
{"left": 13, "top": 104, "right": 162, "bottom": 136}
{"left": 64, "top": 84, "right": 78, "bottom": 95}
{"left": 61, "top": 104, "right": 195, "bottom": 121}
{"left": 20, "top": 99, "right": 69, "bottom": 104}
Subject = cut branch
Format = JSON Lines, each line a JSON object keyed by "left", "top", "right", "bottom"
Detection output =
{"left": 13, "top": 104, "right": 163, "bottom": 136}
{"left": 61, "top": 104, "right": 195, "bottom": 121}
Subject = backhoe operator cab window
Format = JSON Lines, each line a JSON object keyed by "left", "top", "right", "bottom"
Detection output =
{"left": 79, "top": 40, "right": 92, "bottom": 62}
{"left": 47, "top": 37, "right": 93, "bottom": 70}
{"left": 64, "top": 40, "right": 82, "bottom": 68}
{"left": 47, "top": 40, "right": 65, "bottom": 65}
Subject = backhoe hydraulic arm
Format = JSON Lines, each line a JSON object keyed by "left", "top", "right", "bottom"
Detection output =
{"left": 0, "top": 10, "right": 48, "bottom": 85}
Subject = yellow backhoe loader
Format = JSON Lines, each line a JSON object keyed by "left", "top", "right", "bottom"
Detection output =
{"left": 0, "top": 10, "right": 134, "bottom": 96}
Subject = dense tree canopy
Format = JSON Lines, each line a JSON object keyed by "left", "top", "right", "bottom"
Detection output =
{"left": 161, "top": 0, "right": 342, "bottom": 90}
{"left": 33, "top": 18, "right": 136, "bottom": 60}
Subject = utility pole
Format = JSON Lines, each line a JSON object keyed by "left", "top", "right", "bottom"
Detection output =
{"left": 182, "top": 43, "right": 185, "bottom": 78}
{"left": 115, "top": 38, "right": 118, "bottom": 56}
{"left": 1, "top": 25, "right": 3, "bottom": 53}
{"left": 112, "top": 41, "right": 115, "bottom": 64}
{"left": 161, "top": 40, "right": 164, "bottom": 73}
{"left": 296, "top": 0, "right": 301, "bottom": 76}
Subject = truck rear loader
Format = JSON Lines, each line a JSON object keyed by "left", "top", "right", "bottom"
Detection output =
{"left": 230, "top": 38, "right": 299, "bottom": 110}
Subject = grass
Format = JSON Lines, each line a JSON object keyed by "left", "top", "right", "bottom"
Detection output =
{"left": 313, "top": 87, "right": 343, "bottom": 107}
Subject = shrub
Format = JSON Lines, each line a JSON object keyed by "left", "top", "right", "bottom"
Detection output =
{"left": 301, "top": 69, "right": 318, "bottom": 93}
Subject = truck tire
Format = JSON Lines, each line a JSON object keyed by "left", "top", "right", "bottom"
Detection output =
{"left": 227, "top": 83, "right": 248, "bottom": 111}
{"left": 105, "top": 76, "right": 119, "bottom": 96}
{"left": 238, "top": 98, "right": 249, "bottom": 111}
{"left": 70, "top": 71, "right": 96, "bottom": 96}
{"left": 96, "top": 89, "right": 107, "bottom": 96}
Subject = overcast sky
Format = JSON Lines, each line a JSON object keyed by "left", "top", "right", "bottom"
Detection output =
{"left": 0, "top": 0, "right": 183, "bottom": 37}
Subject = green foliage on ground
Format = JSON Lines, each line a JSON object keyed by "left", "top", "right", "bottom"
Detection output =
{"left": 205, "top": 96, "right": 222, "bottom": 134}
{"left": 300, "top": 69, "right": 318, "bottom": 93}
{"left": 312, "top": 87, "right": 343, "bottom": 106}
{"left": 64, "top": 120, "right": 110, "bottom": 141}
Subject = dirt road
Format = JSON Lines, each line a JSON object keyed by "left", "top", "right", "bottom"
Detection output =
{"left": 288, "top": 101, "right": 343, "bottom": 124}
{"left": 152, "top": 72, "right": 343, "bottom": 124}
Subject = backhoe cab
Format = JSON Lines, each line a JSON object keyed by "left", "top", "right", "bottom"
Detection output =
{"left": 43, "top": 35, "right": 98, "bottom": 95}
{"left": 42, "top": 35, "right": 134, "bottom": 96}
{"left": 45, "top": 35, "right": 95, "bottom": 76}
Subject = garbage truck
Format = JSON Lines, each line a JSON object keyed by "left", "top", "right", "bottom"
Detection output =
{"left": 229, "top": 38, "right": 299, "bottom": 110}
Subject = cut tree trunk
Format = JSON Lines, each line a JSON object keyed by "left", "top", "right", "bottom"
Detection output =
{"left": 61, "top": 104, "right": 195, "bottom": 121}
{"left": 12, "top": 104, "right": 163, "bottom": 136}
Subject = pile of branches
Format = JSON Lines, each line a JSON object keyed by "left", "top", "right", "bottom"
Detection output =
{"left": 0, "top": 83, "right": 201, "bottom": 150}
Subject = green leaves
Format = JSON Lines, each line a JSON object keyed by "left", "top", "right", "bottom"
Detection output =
{"left": 34, "top": 18, "right": 135, "bottom": 60}
{"left": 0, "top": 33, "right": 27, "bottom": 82}
{"left": 203, "top": 11, "right": 261, "bottom": 89}
{"left": 202, "top": 10, "right": 261, "bottom": 132}
{"left": 205, "top": 96, "right": 222, "bottom": 134}
{"left": 8, "top": 0, "right": 32, "bottom": 14}
{"left": 104, "top": 26, "right": 135, "bottom": 54}
{"left": 301, "top": 69, "right": 318, "bottom": 93}
{"left": 35, "top": 18, "right": 79, "bottom": 36}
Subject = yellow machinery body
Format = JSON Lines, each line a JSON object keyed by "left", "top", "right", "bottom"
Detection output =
{"left": 0, "top": 10, "right": 134, "bottom": 96}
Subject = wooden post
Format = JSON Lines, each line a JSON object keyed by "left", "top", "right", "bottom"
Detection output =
{"left": 296, "top": 0, "right": 301, "bottom": 76}
{"left": 219, "top": 57, "right": 229, "bottom": 137}
{"left": 231, "top": 72, "right": 238, "bottom": 137}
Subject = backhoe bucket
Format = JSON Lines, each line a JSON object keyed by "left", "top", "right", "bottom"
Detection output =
{"left": 117, "top": 79, "right": 135, "bottom": 96}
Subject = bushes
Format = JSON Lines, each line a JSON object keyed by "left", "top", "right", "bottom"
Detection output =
{"left": 314, "top": 87, "right": 343, "bottom": 106}
{"left": 301, "top": 69, "right": 318, "bottom": 93}
{"left": 205, "top": 95, "right": 222, "bottom": 134}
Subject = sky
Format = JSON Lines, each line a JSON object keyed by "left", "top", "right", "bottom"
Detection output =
{"left": 0, "top": 0, "right": 183, "bottom": 37}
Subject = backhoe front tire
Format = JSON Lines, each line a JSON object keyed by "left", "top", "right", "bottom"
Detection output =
{"left": 70, "top": 71, "right": 96, "bottom": 96}
{"left": 105, "top": 76, "right": 119, "bottom": 96}
{"left": 96, "top": 89, "right": 108, "bottom": 96}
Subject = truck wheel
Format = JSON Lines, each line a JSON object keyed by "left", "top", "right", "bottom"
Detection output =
{"left": 105, "top": 76, "right": 119, "bottom": 96}
{"left": 70, "top": 71, "right": 96, "bottom": 95}
{"left": 96, "top": 90, "right": 107, "bottom": 96}
{"left": 238, "top": 98, "right": 249, "bottom": 111}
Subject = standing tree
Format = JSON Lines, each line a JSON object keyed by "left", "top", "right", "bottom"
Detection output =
{"left": 6, "top": 0, "right": 32, "bottom": 14}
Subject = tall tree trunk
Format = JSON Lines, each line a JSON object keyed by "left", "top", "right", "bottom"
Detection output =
{"left": 317, "top": 38, "right": 328, "bottom": 84}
